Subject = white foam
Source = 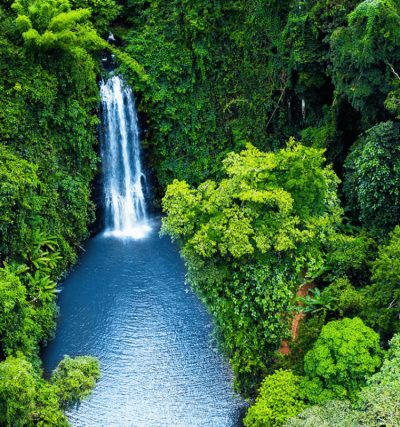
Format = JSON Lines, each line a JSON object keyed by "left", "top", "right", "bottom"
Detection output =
{"left": 103, "top": 224, "right": 152, "bottom": 240}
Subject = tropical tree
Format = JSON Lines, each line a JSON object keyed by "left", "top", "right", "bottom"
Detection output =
{"left": 51, "top": 355, "right": 101, "bottom": 410}
{"left": 298, "top": 288, "right": 338, "bottom": 316}
{"left": 244, "top": 369, "right": 306, "bottom": 427}
{"left": 300, "top": 317, "right": 384, "bottom": 405}
{"left": 161, "top": 141, "right": 343, "bottom": 393}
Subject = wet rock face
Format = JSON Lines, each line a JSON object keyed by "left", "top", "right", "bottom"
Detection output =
{"left": 89, "top": 170, "right": 105, "bottom": 236}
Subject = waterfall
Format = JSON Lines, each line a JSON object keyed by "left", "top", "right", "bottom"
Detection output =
{"left": 100, "top": 75, "right": 150, "bottom": 238}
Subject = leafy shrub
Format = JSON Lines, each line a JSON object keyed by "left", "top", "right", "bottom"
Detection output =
{"left": 0, "top": 355, "right": 37, "bottom": 427}
{"left": 0, "top": 354, "right": 100, "bottom": 426}
{"left": 244, "top": 370, "right": 306, "bottom": 427}
{"left": 51, "top": 355, "right": 101, "bottom": 410}
{"left": 354, "top": 333, "right": 400, "bottom": 425}
{"left": 328, "top": 276, "right": 365, "bottom": 319}
{"left": 300, "top": 317, "right": 384, "bottom": 404}
{"left": 287, "top": 333, "right": 400, "bottom": 426}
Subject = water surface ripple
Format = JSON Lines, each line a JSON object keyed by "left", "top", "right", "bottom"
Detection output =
{"left": 42, "top": 219, "right": 245, "bottom": 426}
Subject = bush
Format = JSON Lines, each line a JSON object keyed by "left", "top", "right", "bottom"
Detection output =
{"left": 0, "top": 354, "right": 101, "bottom": 426}
{"left": 51, "top": 355, "right": 101, "bottom": 410}
{"left": 0, "top": 356, "right": 36, "bottom": 427}
{"left": 300, "top": 317, "right": 384, "bottom": 404}
{"left": 244, "top": 370, "right": 306, "bottom": 427}
{"left": 354, "top": 334, "right": 400, "bottom": 425}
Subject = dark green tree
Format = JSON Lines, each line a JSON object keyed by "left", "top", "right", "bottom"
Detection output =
{"left": 362, "top": 225, "right": 400, "bottom": 336}
{"left": 344, "top": 121, "right": 400, "bottom": 235}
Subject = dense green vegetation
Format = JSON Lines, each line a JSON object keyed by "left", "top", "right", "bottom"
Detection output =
{"left": 161, "top": 141, "right": 344, "bottom": 392}
{"left": 123, "top": 0, "right": 400, "bottom": 424}
{"left": 2, "top": 0, "right": 400, "bottom": 424}
{"left": 0, "top": 0, "right": 119, "bottom": 423}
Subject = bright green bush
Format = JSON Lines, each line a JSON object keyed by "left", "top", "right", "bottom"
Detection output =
{"left": 287, "top": 333, "right": 400, "bottom": 426}
{"left": 51, "top": 355, "right": 101, "bottom": 410}
{"left": 0, "top": 354, "right": 100, "bottom": 426}
{"left": 0, "top": 356, "right": 37, "bottom": 427}
{"left": 70, "top": 0, "right": 121, "bottom": 36}
{"left": 244, "top": 369, "right": 306, "bottom": 427}
{"left": 300, "top": 317, "right": 384, "bottom": 404}
{"left": 354, "top": 333, "right": 400, "bottom": 425}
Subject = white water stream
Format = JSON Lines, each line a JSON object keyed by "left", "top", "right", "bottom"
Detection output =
{"left": 100, "top": 76, "right": 150, "bottom": 238}
{"left": 43, "top": 75, "right": 246, "bottom": 426}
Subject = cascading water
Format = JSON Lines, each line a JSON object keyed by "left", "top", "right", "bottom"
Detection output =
{"left": 100, "top": 75, "right": 150, "bottom": 238}
{"left": 42, "top": 72, "right": 246, "bottom": 426}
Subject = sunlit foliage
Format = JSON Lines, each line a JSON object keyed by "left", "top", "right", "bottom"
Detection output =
{"left": 161, "top": 142, "right": 343, "bottom": 393}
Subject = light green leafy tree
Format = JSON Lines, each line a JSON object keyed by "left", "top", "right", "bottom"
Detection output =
{"left": 244, "top": 369, "right": 306, "bottom": 427}
{"left": 286, "top": 333, "right": 400, "bottom": 426}
{"left": 69, "top": 0, "right": 121, "bottom": 36}
{"left": 0, "top": 354, "right": 100, "bottom": 426}
{"left": 11, "top": 0, "right": 145, "bottom": 80}
{"left": 300, "top": 317, "right": 384, "bottom": 405}
{"left": 0, "top": 355, "right": 37, "bottom": 427}
{"left": 161, "top": 141, "right": 343, "bottom": 393}
{"left": 354, "top": 333, "right": 400, "bottom": 425}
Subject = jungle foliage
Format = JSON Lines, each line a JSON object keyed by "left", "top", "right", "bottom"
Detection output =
{"left": 0, "top": 0, "right": 114, "bottom": 423}
{"left": 140, "top": 0, "right": 400, "bottom": 423}
{"left": 286, "top": 333, "right": 400, "bottom": 426}
{"left": 244, "top": 369, "right": 306, "bottom": 427}
{"left": 161, "top": 141, "right": 344, "bottom": 394}
{"left": 2, "top": 0, "right": 400, "bottom": 424}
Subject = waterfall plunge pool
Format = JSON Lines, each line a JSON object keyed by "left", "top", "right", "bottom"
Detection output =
{"left": 42, "top": 74, "right": 246, "bottom": 426}
{"left": 42, "top": 219, "right": 246, "bottom": 426}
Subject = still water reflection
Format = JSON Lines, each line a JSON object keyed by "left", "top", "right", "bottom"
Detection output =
{"left": 42, "top": 218, "right": 245, "bottom": 426}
